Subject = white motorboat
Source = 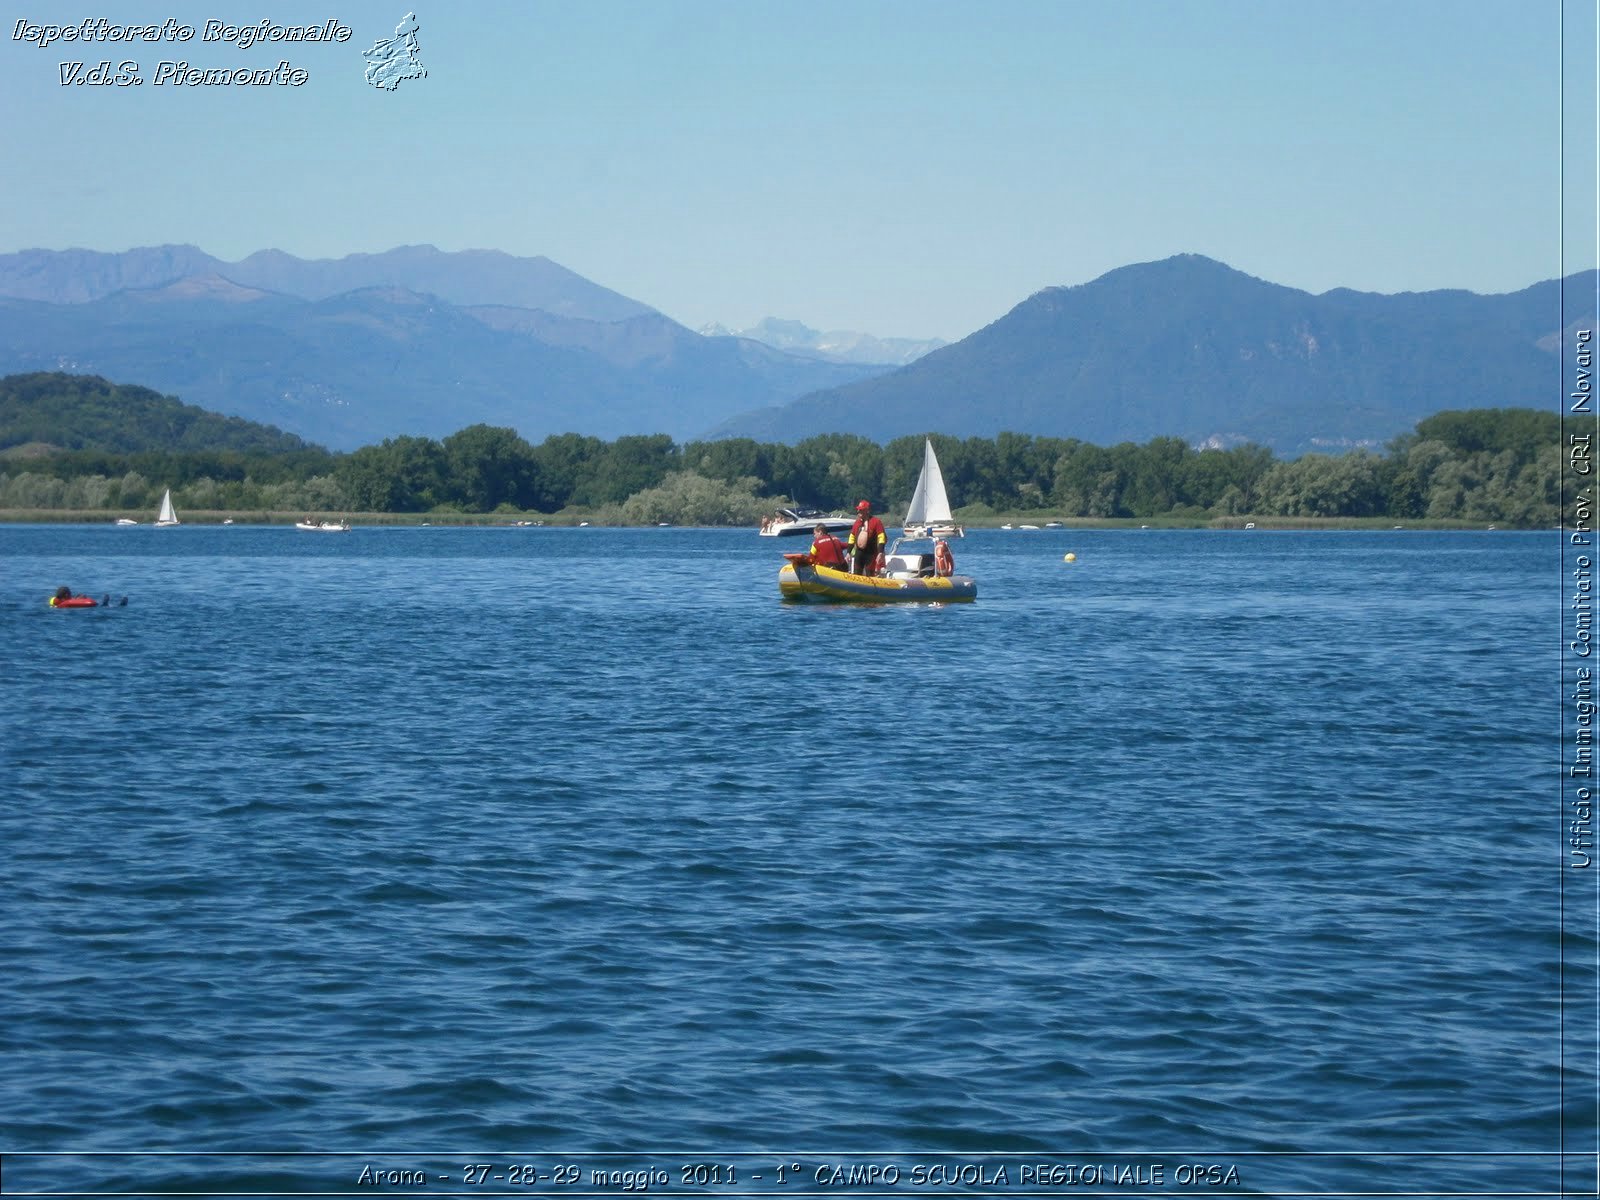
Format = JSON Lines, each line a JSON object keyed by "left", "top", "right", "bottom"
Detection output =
{"left": 759, "top": 506, "right": 856, "bottom": 538}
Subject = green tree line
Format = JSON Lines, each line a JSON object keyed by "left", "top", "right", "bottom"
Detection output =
{"left": 0, "top": 408, "right": 1562, "bottom": 527}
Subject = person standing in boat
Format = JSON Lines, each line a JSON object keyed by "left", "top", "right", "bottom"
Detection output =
{"left": 846, "top": 499, "right": 886, "bottom": 575}
{"left": 809, "top": 523, "right": 848, "bottom": 569}
{"left": 933, "top": 538, "right": 954, "bottom": 577}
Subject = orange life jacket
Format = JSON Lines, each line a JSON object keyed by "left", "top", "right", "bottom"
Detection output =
{"left": 810, "top": 533, "right": 847, "bottom": 567}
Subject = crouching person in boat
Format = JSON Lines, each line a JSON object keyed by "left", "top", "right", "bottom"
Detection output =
{"left": 934, "top": 538, "right": 954, "bottom": 577}
{"left": 809, "top": 523, "right": 848, "bottom": 569}
{"left": 846, "top": 500, "right": 887, "bottom": 576}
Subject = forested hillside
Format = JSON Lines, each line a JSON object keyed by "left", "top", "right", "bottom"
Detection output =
{"left": 0, "top": 373, "right": 315, "bottom": 455}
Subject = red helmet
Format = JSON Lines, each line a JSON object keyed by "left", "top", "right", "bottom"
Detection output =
{"left": 856, "top": 500, "right": 872, "bottom": 512}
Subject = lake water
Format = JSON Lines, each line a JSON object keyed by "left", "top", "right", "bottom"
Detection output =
{"left": 0, "top": 525, "right": 1585, "bottom": 1197}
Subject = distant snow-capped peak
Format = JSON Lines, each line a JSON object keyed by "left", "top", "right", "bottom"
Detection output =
{"left": 697, "top": 317, "right": 945, "bottom": 366}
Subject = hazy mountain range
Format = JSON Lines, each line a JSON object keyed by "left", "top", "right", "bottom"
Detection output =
{"left": 0, "top": 245, "right": 888, "bottom": 450}
{"left": 715, "top": 255, "right": 1596, "bottom": 452}
{"left": 0, "top": 244, "right": 654, "bottom": 321}
{"left": 0, "top": 244, "right": 1589, "bottom": 454}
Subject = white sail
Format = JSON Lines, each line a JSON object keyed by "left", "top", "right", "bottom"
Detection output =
{"left": 903, "top": 439, "right": 954, "bottom": 526}
{"left": 155, "top": 489, "right": 179, "bottom": 526}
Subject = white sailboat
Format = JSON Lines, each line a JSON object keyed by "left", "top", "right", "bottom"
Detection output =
{"left": 154, "top": 488, "right": 180, "bottom": 527}
{"left": 901, "top": 438, "right": 961, "bottom": 539}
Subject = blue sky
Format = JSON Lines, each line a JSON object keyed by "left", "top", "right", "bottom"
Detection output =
{"left": 1, "top": 0, "right": 1594, "bottom": 340}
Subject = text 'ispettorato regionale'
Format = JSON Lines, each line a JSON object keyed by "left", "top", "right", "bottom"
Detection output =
{"left": 13, "top": 18, "right": 353, "bottom": 87}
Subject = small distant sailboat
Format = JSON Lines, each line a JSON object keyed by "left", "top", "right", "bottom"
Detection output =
{"left": 901, "top": 438, "right": 962, "bottom": 540}
{"left": 154, "top": 489, "right": 180, "bottom": 527}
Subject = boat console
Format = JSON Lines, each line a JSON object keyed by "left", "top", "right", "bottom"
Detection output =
{"left": 884, "top": 551, "right": 935, "bottom": 579}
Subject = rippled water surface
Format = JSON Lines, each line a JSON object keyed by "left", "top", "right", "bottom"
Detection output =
{"left": 0, "top": 525, "right": 1573, "bottom": 1196}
